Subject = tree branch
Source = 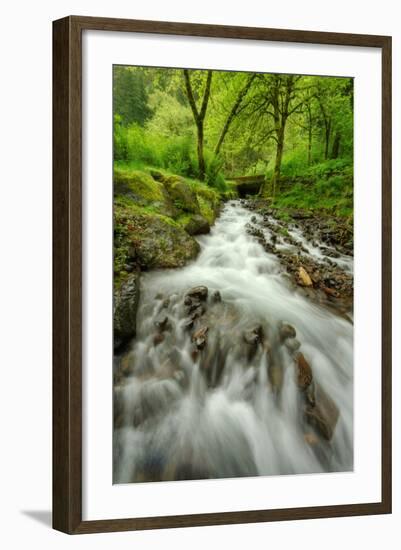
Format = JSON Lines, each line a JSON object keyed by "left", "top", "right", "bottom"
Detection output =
{"left": 214, "top": 74, "right": 256, "bottom": 156}
{"left": 183, "top": 69, "right": 200, "bottom": 124}
{"left": 199, "top": 70, "right": 213, "bottom": 121}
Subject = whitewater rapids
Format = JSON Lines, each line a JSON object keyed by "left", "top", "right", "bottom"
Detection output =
{"left": 113, "top": 201, "right": 353, "bottom": 483}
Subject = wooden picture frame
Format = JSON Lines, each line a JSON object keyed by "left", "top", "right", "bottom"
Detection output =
{"left": 53, "top": 15, "right": 392, "bottom": 534}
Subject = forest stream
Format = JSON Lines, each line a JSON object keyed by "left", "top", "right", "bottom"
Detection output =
{"left": 113, "top": 200, "right": 353, "bottom": 483}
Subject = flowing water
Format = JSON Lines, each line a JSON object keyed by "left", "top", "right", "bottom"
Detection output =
{"left": 114, "top": 201, "right": 353, "bottom": 483}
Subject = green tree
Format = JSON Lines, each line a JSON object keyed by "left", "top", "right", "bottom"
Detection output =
{"left": 183, "top": 69, "right": 213, "bottom": 181}
{"left": 113, "top": 66, "right": 151, "bottom": 126}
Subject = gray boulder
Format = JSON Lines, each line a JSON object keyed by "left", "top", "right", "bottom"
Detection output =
{"left": 114, "top": 272, "right": 140, "bottom": 351}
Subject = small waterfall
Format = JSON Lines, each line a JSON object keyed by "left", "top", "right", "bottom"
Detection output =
{"left": 114, "top": 201, "right": 353, "bottom": 483}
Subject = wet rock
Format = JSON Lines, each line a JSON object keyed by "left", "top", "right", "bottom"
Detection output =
{"left": 189, "top": 304, "right": 206, "bottom": 320}
{"left": 119, "top": 351, "right": 136, "bottom": 378}
{"left": 154, "top": 314, "right": 169, "bottom": 331}
{"left": 304, "top": 432, "right": 319, "bottom": 446}
{"left": 183, "top": 214, "right": 210, "bottom": 236}
{"left": 173, "top": 369, "right": 186, "bottom": 386}
{"left": 299, "top": 266, "right": 313, "bottom": 287}
{"left": 285, "top": 338, "right": 301, "bottom": 353}
{"left": 296, "top": 352, "right": 313, "bottom": 390}
{"left": 186, "top": 286, "right": 208, "bottom": 302}
{"left": 246, "top": 224, "right": 265, "bottom": 240}
{"left": 153, "top": 333, "right": 165, "bottom": 346}
{"left": 212, "top": 290, "right": 222, "bottom": 303}
{"left": 305, "top": 381, "right": 316, "bottom": 407}
{"left": 268, "top": 363, "right": 283, "bottom": 394}
{"left": 199, "top": 331, "right": 227, "bottom": 387}
{"left": 279, "top": 323, "right": 296, "bottom": 342}
{"left": 192, "top": 326, "right": 209, "bottom": 350}
{"left": 304, "top": 383, "right": 340, "bottom": 441}
{"left": 161, "top": 297, "right": 170, "bottom": 309}
{"left": 263, "top": 242, "right": 276, "bottom": 254}
{"left": 113, "top": 386, "right": 124, "bottom": 429}
{"left": 114, "top": 271, "right": 140, "bottom": 351}
{"left": 183, "top": 318, "right": 195, "bottom": 331}
{"left": 243, "top": 325, "right": 263, "bottom": 361}
{"left": 322, "top": 285, "right": 338, "bottom": 298}
{"left": 130, "top": 378, "right": 182, "bottom": 428}
{"left": 187, "top": 299, "right": 202, "bottom": 313}
{"left": 244, "top": 325, "right": 263, "bottom": 345}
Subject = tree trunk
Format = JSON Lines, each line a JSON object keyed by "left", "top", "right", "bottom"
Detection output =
{"left": 260, "top": 124, "right": 285, "bottom": 198}
{"left": 308, "top": 125, "right": 312, "bottom": 165}
{"left": 324, "top": 120, "right": 331, "bottom": 160}
{"left": 197, "top": 124, "right": 206, "bottom": 180}
{"left": 331, "top": 132, "right": 341, "bottom": 159}
{"left": 183, "top": 69, "right": 212, "bottom": 181}
{"left": 307, "top": 103, "right": 313, "bottom": 165}
{"left": 272, "top": 128, "right": 285, "bottom": 198}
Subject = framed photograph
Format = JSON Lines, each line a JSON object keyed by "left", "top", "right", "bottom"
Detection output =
{"left": 53, "top": 16, "right": 392, "bottom": 534}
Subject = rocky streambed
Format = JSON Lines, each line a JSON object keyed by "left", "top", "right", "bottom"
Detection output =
{"left": 113, "top": 200, "right": 353, "bottom": 483}
{"left": 243, "top": 200, "right": 354, "bottom": 317}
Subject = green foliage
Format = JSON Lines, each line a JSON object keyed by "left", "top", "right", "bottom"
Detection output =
{"left": 271, "top": 148, "right": 310, "bottom": 178}
{"left": 146, "top": 90, "right": 194, "bottom": 137}
{"left": 113, "top": 66, "right": 151, "bottom": 126}
{"left": 305, "top": 158, "right": 353, "bottom": 179}
{"left": 113, "top": 65, "right": 353, "bottom": 220}
{"left": 272, "top": 160, "right": 353, "bottom": 219}
{"left": 114, "top": 117, "right": 161, "bottom": 164}
{"left": 204, "top": 151, "right": 227, "bottom": 192}
{"left": 159, "top": 136, "right": 198, "bottom": 177}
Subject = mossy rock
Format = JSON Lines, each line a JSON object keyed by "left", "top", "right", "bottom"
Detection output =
{"left": 114, "top": 169, "right": 178, "bottom": 217}
{"left": 115, "top": 204, "right": 200, "bottom": 270}
{"left": 183, "top": 184, "right": 218, "bottom": 225}
{"left": 178, "top": 213, "right": 210, "bottom": 236}
{"left": 161, "top": 175, "right": 201, "bottom": 215}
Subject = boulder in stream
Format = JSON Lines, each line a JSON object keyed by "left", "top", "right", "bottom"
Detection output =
{"left": 279, "top": 323, "right": 296, "bottom": 342}
{"left": 285, "top": 338, "right": 301, "bottom": 354}
{"left": 154, "top": 314, "right": 169, "bottom": 331}
{"left": 244, "top": 325, "right": 263, "bottom": 346}
{"left": 192, "top": 325, "right": 209, "bottom": 350}
{"left": 186, "top": 286, "right": 209, "bottom": 302}
{"left": 299, "top": 266, "right": 313, "bottom": 287}
{"left": 113, "top": 271, "right": 140, "bottom": 351}
{"left": 296, "top": 352, "right": 313, "bottom": 390}
{"left": 304, "top": 382, "right": 340, "bottom": 441}
{"left": 268, "top": 363, "right": 284, "bottom": 394}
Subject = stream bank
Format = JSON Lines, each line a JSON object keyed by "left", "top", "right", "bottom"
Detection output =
{"left": 243, "top": 199, "right": 353, "bottom": 317}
